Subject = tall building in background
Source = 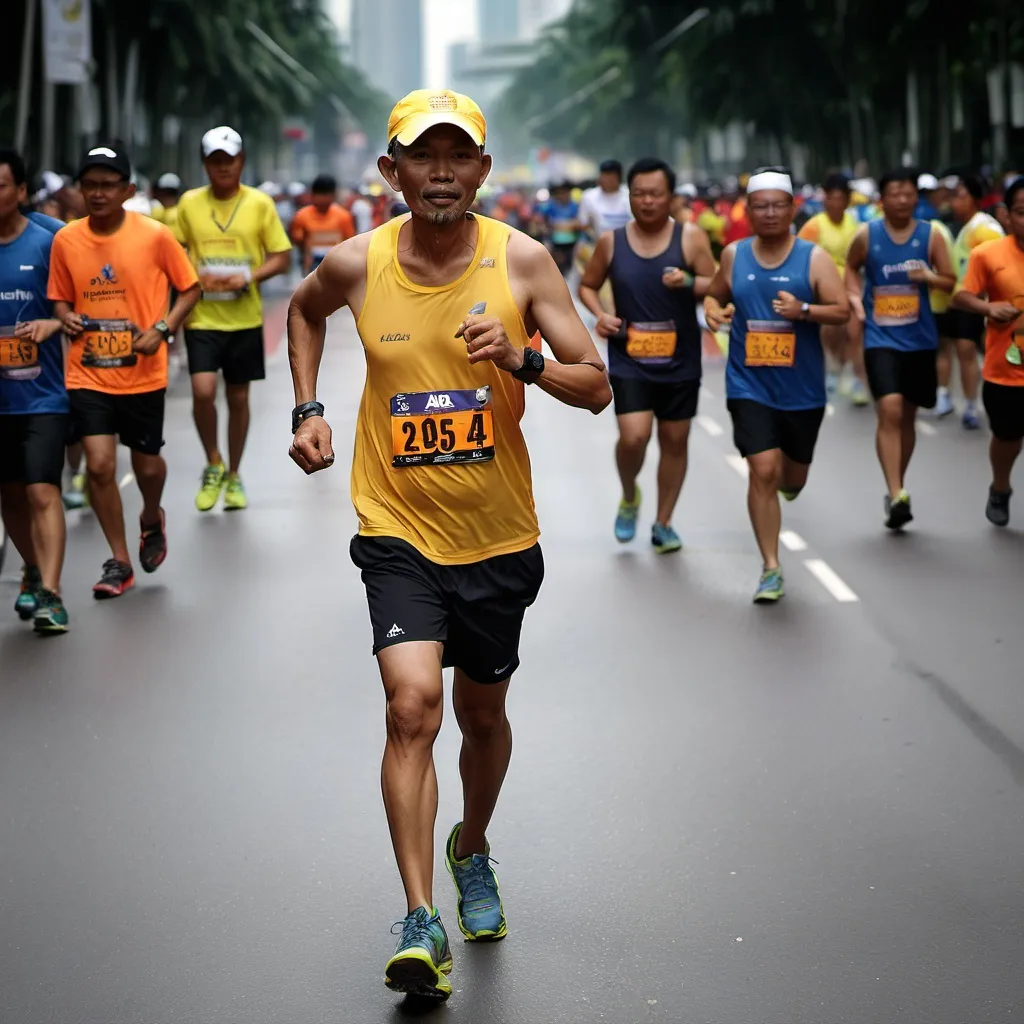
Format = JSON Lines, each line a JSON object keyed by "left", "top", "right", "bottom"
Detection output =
{"left": 479, "top": 0, "right": 519, "bottom": 43}
{"left": 351, "top": 0, "right": 423, "bottom": 100}
{"left": 518, "top": 0, "right": 571, "bottom": 41}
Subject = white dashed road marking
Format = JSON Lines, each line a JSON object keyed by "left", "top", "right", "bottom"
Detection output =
{"left": 696, "top": 415, "right": 724, "bottom": 437}
{"left": 826, "top": 403, "right": 836, "bottom": 417}
{"left": 804, "top": 559, "right": 859, "bottom": 602}
{"left": 119, "top": 472, "right": 135, "bottom": 490}
{"left": 918, "top": 421, "right": 937, "bottom": 436}
{"left": 725, "top": 454, "right": 749, "bottom": 479}
{"left": 780, "top": 530, "right": 808, "bottom": 552}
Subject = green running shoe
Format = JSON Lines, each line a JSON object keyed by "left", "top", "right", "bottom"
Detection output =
{"left": 445, "top": 822, "right": 507, "bottom": 941}
{"left": 614, "top": 485, "right": 642, "bottom": 543}
{"left": 15, "top": 565, "right": 41, "bottom": 620}
{"left": 778, "top": 487, "right": 801, "bottom": 502}
{"left": 753, "top": 567, "right": 785, "bottom": 604}
{"left": 195, "top": 463, "right": 225, "bottom": 512}
{"left": 384, "top": 906, "right": 453, "bottom": 1000}
{"left": 223, "top": 473, "right": 248, "bottom": 511}
{"left": 651, "top": 522, "right": 682, "bottom": 554}
{"left": 33, "top": 590, "right": 69, "bottom": 635}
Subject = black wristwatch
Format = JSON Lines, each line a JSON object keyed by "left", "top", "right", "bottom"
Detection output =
{"left": 292, "top": 400, "right": 325, "bottom": 433}
{"left": 154, "top": 320, "right": 171, "bottom": 340}
{"left": 512, "top": 347, "right": 545, "bottom": 384}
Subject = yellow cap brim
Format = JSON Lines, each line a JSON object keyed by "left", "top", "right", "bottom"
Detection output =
{"left": 393, "top": 112, "right": 484, "bottom": 147}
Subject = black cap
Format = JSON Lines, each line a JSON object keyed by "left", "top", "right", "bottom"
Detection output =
{"left": 77, "top": 143, "right": 131, "bottom": 181}
{"left": 599, "top": 159, "right": 623, "bottom": 176}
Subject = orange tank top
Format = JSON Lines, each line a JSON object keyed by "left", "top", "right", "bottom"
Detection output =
{"left": 351, "top": 214, "right": 540, "bottom": 564}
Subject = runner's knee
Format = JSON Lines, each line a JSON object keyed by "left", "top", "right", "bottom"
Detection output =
{"left": 455, "top": 703, "right": 507, "bottom": 746}
{"left": 386, "top": 687, "right": 443, "bottom": 745}
{"left": 85, "top": 456, "right": 116, "bottom": 485}
{"left": 25, "top": 483, "right": 60, "bottom": 513}
{"left": 226, "top": 385, "right": 250, "bottom": 412}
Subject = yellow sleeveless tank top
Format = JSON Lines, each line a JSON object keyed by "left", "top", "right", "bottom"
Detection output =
{"left": 812, "top": 211, "right": 859, "bottom": 271}
{"left": 351, "top": 214, "right": 539, "bottom": 565}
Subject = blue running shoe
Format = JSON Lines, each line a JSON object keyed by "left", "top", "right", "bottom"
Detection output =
{"left": 614, "top": 485, "right": 641, "bottom": 543}
{"left": 753, "top": 568, "right": 785, "bottom": 604}
{"left": 384, "top": 906, "right": 453, "bottom": 1000}
{"left": 15, "top": 565, "right": 41, "bottom": 621}
{"left": 962, "top": 407, "right": 981, "bottom": 430}
{"left": 935, "top": 391, "right": 954, "bottom": 418}
{"left": 651, "top": 523, "right": 682, "bottom": 553}
{"left": 826, "top": 371, "right": 839, "bottom": 395}
{"left": 445, "top": 822, "right": 507, "bottom": 941}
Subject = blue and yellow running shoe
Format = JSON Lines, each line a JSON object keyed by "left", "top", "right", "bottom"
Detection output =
{"left": 753, "top": 567, "right": 785, "bottom": 604}
{"left": 651, "top": 523, "right": 682, "bottom": 553}
{"left": 445, "top": 822, "right": 507, "bottom": 941}
{"left": 614, "top": 485, "right": 642, "bottom": 543}
{"left": 384, "top": 906, "right": 453, "bottom": 1000}
{"left": 33, "top": 590, "right": 69, "bottom": 635}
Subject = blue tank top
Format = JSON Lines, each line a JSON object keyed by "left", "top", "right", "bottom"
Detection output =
{"left": 607, "top": 221, "right": 701, "bottom": 383}
{"left": 726, "top": 238, "right": 824, "bottom": 411}
{"left": 863, "top": 219, "right": 937, "bottom": 352}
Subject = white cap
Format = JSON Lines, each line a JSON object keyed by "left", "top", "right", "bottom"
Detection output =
{"left": 917, "top": 173, "right": 939, "bottom": 191}
{"left": 676, "top": 183, "right": 697, "bottom": 198}
{"left": 201, "top": 126, "right": 243, "bottom": 158}
{"left": 287, "top": 181, "right": 306, "bottom": 198}
{"left": 157, "top": 172, "right": 181, "bottom": 190}
{"left": 41, "top": 170, "right": 64, "bottom": 196}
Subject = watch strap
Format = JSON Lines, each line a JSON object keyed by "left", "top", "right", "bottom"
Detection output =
{"left": 292, "top": 400, "right": 325, "bottom": 433}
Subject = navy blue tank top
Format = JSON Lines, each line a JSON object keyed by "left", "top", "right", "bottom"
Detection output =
{"left": 607, "top": 221, "right": 701, "bottom": 383}
{"left": 727, "top": 238, "right": 825, "bottom": 411}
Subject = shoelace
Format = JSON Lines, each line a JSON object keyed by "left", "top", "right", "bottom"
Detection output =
{"left": 391, "top": 913, "right": 439, "bottom": 953}
{"left": 202, "top": 467, "right": 222, "bottom": 488}
{"left": 759, "top": 571, "right": 780, "bottom": 591}
{"left": 456, "top": 855, "right": 501, "bottom": 912}
{"left": 100, "top": 558, "right": 129, "bottom": 582}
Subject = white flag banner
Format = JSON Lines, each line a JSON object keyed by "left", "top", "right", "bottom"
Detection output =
{"left": 43, "top": 0, "right": 93, "bottom": 85}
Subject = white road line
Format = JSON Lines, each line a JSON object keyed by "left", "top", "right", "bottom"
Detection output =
{"left": 780, "top": 530, "right": 808, "bottom": 552}
{"left": 918, "top": 421, "right": 937, "bottom": 436}
{"left": 826, "top": 403, "right": 836, "bottom": 417}
{"left": 119, "top": 472, "right": 135, "bottom": 490}
{"left": 701, "top": 386, "right": 716, "bottom": 401}
{"left": 696, "top": 415, "right": 724, "bottom": 437}
{"left": 725, "top": 454, "right": 749, "bottom": 479}
{"left": 804, "top": 558, "right": 859, "bottom": 602}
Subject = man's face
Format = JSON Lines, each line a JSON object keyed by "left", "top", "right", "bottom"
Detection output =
{"left": 1009, "top": 194, "right": 1024, "bottom": 242}
{"left": 154, "top": 189, "right": 179, "bottom": 208}
{"left": 950, "top": 184, "right": 975, "bottom": 222}
{"left": 79, "top": 168, "right": 132, "bottom": 216}
{"left": 747, "top": 189, "right": 795, "bottom": 238}
{"left": 882, "top": 181, "right": 917, "bottom": 222}
{"left": 598, "top": 170, "right": 621, "bottom": 194}
{"left": 552, "top": 186, "right": 570, "bottom": 204}
{"left": 823, "top": 188, "right": 849, "bottom": 221}
{"left": 0, "top": 163, "right": 26, "bottom": 219}
{"left": 628, "top": 170, "right": 672, "bottom": 226}
{"left": 379, "top": 124, "right": 490, "bottom": 228}
{"left": 311, "top": 191, "right": 334, "bottom": 213}
{"left": 204, "top": 151, "right": 245, "bottom": 191}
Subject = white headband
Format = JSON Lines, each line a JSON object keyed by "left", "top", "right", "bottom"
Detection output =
{"left": 747, "top": 171, "right": 793, "bottom": 196}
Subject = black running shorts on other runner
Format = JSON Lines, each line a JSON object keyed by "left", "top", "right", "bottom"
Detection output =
{"left": 610, "top": 375, "right": 700, "bottom": 421}
{"left": 937, "top": 308, "right": 986, "bottom": 347}
{"left": 727, "top": 399, "right": 826, "bottom": 465}
{"left": 983, "top": 381, "right": 1024, "bottom": 441}
{"left": 864, "top": 347, "right": 938, "bottom": 409}
{"left": 350, "top": 535, "right": 545, "bottom": 684}
{"left": 69, "top": 388, "right": 165, "bottom": 454}
{"left": 0, "top": 413, "right": 69, "bottom": 486}
{"left": 185, "top": 326, "right": 266, "bottom": 385}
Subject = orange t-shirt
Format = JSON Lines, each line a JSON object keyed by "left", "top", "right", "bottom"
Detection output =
{"left": 960, "top": 235, "right": 1024, "bottom": 387}
{"left": 290, "top": 204, "right": 355, "bottom": 257}
{"left": 48, "top": 212, "right": 198, "bottom": 395}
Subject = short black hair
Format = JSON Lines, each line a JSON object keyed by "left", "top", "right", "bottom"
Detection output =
{"left": 627, "top": 157, "right": 676, "bottom": 193}
{"left": 311, "top": 174, "right": 336, "bottom": 194}
{"left": 960, "top": 174, "right": 986, "bottom": 201}
{"left": 1005, "top": 176, "right": 1024, "bottom": 211}
{"left": 599, "top": 159, "right": 623, "bottom": 178}
{"left": 823, "top": 173, "right": 850, "bottom": 195}
{"left": 879, "top": 168, "right": 918, "bottom": 195}
{"left": 0, "top": 149, "right": 27, "bottom": 186}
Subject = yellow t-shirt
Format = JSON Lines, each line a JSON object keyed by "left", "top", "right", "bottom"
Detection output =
{"left": 928, "top": 220, "right": 955, "bottom": 314}
{"left": 177, "top": 184, "right": 291, "bottom": 331}
{"left": 151, "top": 202, "right": 184, "bottom": 244}
{"left": 352, "top": 214, "right": 539, "bottom": 564}
{"left": 798, "top": 211, "right": 859, "bottom": 271}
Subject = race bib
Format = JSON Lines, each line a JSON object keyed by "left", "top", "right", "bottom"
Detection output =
{"left": 390, "top": 387, "right": 495, "bottom": 468}
{"left": 309, "top": 231, "right": 343, "bottom": 260}
{"left": 197, "top": 236, "right": 251, "bottom": 301}
{"left": 626, "top": 320, "right": 677, "bottom": 364}
{"left": 745, "top": 319, "right": 796, "bottom": 367}
{"left": 873, "top": 285, "right": 920, "bottom": 326}
{"left": 81, "top": 318, "right": 137, "bottom": 369}
{"left": 0, "top": 325, "right": 40, "bottom": 381}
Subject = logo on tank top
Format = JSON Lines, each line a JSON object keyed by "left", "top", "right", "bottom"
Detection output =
{"left": 380, "top": 332, "right": 411, "bottom": 343}
{"left": 478, "top": 257, "right": 495, "bottom": 268}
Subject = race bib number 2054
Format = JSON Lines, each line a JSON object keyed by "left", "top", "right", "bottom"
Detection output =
{"left": 390, "top": 388, "right": 495, "bottom": 468}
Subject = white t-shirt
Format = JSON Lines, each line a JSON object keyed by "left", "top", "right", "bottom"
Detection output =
{"left": 350, "top": 197, "right": 373, "bottom": 234}
{"left": 579, "top": 186, "right": 632, "bottom": 236}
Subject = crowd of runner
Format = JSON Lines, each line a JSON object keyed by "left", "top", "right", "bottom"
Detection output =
{"left": 3, "top": 86, "right": 1024, "bottom": 1001}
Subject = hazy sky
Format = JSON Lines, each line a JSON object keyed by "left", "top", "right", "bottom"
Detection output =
{"left": 328, "top": 0, "right": 478, "bottom": 88}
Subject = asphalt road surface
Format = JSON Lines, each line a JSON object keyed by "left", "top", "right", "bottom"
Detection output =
{"left": 2, "top": 295, "right": 1023, "bottom": 1024}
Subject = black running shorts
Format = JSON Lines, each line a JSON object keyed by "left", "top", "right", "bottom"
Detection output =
{"left": 0, "top": 413, "right": 69, "bottom": 486}
{"left": 350, "top": 535, "right": 545, "bottom": 684}
{"left": 864, "top": 347, "right": 938, "bottom": 409}
{"left": 727, "top": 399, "right": 826, "bottom": 465}
{"left": 69, "top": 388, "right": 165, "bottom": 455}
{"left": 610, "top": 375, "right": 699, "bottom": 421}
{"left": 983, "top": 381, "right": 1024, "bottom": 441}
{"left": 937, "top": 308, "right": 986, "bottom": 347}
{"left": 185, "top": 327, "right": 266, "bottom": 385}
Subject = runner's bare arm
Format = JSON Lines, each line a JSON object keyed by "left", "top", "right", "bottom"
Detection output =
{"left": 702, "top": 243, "right": 736, "bottom": 330}
{"left": 806, "top": 246, "right": 851, "bottom": 324}
{"left": 53, "top": 301, "right": 84, "bottom": 338}
{"left": 953, "top": 252, "right": 1020, "bottom": 322}
{"left": 577, "top": 232, "right": 616, "bottom": 320}
{"left": 844, "top": 226, "right": 869, "bottom": 321}
{"left": 683, "top": 222, "right": 717, "bottom": 298}
{"left": 252, "top": 249, "right": 292, "bottom": 285}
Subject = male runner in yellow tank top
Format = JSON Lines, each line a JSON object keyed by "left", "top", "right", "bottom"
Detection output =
{"left": 286, "top": 90, "right": 611, "bottom": 1002}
